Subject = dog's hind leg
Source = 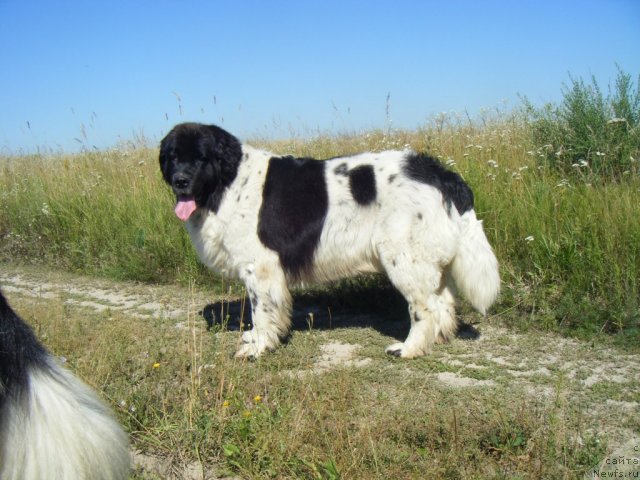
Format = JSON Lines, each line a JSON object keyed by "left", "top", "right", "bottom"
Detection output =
{"left": 432, "top": 269, "right": 458, "bottom": 345}
{"left": 380, "top": 252, "right": 456, "bottom": 359}
{"left": 235, "top": 260, "right": 291, "bottom": 359}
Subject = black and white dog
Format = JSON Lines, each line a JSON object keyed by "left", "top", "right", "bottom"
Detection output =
{"left": 160, "top": 123, "right": 500, "bottom": 359}
{"left": 0, "top": 291, "right": 130, "bottom": 479}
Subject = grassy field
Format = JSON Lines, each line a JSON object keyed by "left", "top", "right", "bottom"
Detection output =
{"left": 1, "top": 106, "right": 639, "bottom": 478}
{"left": 1, "top": 111, "right": 638, "bottom": 342}
{"left": 4, "top": 267, "right": 637, "bottom": 479}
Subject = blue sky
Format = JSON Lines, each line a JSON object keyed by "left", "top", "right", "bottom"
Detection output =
{"left": 1, "top": 0, "right": 638, "bottom": 154}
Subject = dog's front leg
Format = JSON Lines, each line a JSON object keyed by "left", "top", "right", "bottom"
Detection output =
{"left": 235, "top": 261, "right": 292, "bottom": 359}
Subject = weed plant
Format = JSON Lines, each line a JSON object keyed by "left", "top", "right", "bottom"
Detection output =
{"left": 521, "top": 66, "right": 639, "bottom": 180}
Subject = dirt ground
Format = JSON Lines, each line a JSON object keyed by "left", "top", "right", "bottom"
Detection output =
{"left": 1, "top": 266, "right": 638, "bottom": 478}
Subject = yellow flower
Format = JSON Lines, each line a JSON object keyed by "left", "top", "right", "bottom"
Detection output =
{"left": 222, "top": 400, "right": 230, "bottom": 408}
{"left": 254, "top": 395, "right": 262, "bottom": 403}
{"left": 152, "top": 362, "right": 160, "bottom": 369}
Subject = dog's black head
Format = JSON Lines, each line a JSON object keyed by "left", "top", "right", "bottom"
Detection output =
{"left": 159, "top": 123, "right": 243, "bottom": 220}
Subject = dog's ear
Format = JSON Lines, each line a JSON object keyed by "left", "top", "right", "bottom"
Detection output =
{"left": 200, "top": 125, "right": 243, "bottom": 212}
{"left": 204, "top": 125, "right": 242, "bottom": 165}
{"left": 202, "top": 125, "right": 242, "bottom": 184}
{"left": 158, "top": 131, "right": 176, "bottom": 184}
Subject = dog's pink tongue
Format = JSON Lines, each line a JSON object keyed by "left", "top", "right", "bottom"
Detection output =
{"left": 175, "top": 199, "right": 197, "bottom": 221}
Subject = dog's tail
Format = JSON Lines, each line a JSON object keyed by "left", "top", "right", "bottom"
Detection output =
{"left": 450, "top": 209, "right": 500, "bottom": 315}
{"left": 0, "top": 292, "right": 130, "bottom": 480}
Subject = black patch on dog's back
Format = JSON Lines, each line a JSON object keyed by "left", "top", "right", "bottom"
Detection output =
{"left": 402, "top": 154, "right": 474, "bottom": 214}
{"left": 348, "top": 165, "right": 376, "bottom": 206}
{"left": 258, "top": 156, "right": 328, "bottom": 278}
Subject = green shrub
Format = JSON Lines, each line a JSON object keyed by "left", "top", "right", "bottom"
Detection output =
{"left": 521, "top": 66, "right": 640, "bottom": 181}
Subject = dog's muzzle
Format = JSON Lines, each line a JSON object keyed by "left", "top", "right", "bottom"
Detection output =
{"left": 171, "top": 172, "right": 191, "bottom": 194}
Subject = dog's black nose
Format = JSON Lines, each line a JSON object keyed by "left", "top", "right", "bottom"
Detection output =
{"left": 172, "top": 173, "right": 190, "bottom": 190}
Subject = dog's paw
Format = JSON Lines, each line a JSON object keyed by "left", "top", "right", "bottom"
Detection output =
{"left": 434, "top": 333, "right": 451, "bottom": 345}
{"left": 385, "top": 342, "right": 424, "bottom": 359}
{"left": 234, "top": 330, "right": 275, "bottom": 359}
{"left": 234, "top": 343, "right": 260, "bottom": 360}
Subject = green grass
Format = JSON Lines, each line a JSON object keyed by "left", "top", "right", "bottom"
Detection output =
{"left": 1, "top": 111, "right": 639, "bottom": 341}
{"left": 0, "top": 148, "right": 211, "bottom": 284}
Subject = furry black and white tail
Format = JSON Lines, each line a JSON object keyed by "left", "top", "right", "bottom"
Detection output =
{"left": 0, "top": 291, "right": 130, "bottom": 480}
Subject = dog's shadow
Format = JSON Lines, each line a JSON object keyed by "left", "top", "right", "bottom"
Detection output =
{"left": 199, "top": 278, "right": 479, "bottom": 342}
